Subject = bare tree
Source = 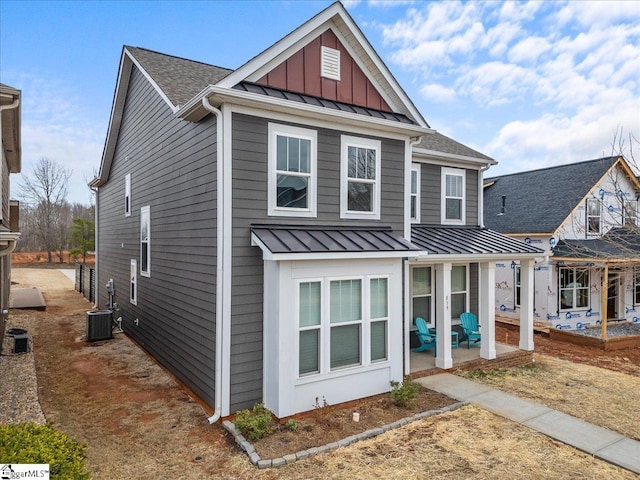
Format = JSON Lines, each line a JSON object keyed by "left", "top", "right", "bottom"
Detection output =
{"left": 18, "top": 158, "right": 72, "bottom": 262}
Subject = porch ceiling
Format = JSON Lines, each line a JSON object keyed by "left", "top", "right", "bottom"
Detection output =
{"left": 411, "top": 225, "right": 544, "bottom": 257}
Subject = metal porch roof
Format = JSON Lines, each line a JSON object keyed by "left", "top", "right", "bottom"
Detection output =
{"left": 251, "top": 224, "right": 418, "bottom": 255}
{"left": 411, "top": 225, "right": 544, "bottom": 256}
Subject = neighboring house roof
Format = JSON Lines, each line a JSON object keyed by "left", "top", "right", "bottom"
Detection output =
{"left": 411, "top": 225, "right": 544, "bottom": 258}
{"left": 251, "top": 224, "right": 419, "bottom": 260}
{"left": 125, "top": 46, "right": 233, "bottom": 108}
{"left": 0, "top": 82, "right": 21, "bottom": 173}
{"left": 552, "top": 227, "right": 640, "bottom": 262}
{"left": 414, "top": 131, "right": 495, "bottom": 165}
{"left": 483, "top": 156, "right": 622, "bottom": 235}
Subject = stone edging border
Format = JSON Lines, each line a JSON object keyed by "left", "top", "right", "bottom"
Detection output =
{"left": 222, "top": 401, "right": 469, "bottom": 469}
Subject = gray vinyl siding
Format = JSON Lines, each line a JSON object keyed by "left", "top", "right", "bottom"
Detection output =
{"left": 419, "top": 163, "right": 479, "bottom": 226}
{"left": 96, "top": 66, "right": 217, "bottom": 407}
{"left": 229, "top": 113, "right": 406, "bottom": 412}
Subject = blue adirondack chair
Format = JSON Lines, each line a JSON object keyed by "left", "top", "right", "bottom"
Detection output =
{"left": 413, "top": 317, "right": 436, "bottom": 356}
{"left": 460, "top": 312, "right": 481, "bottom": 348}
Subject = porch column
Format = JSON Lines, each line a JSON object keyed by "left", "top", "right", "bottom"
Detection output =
{"left": 435, "top": 262, "right": 453, "bottom": 369}
{"left": 519, "top": 259, "right": 535, "bottom": 350}
{"left": 479, "top": 262, "right": 496, "bottom": 359}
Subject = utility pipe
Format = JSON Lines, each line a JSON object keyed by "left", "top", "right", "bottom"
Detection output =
{"left": 202, "top": 96, "right": 225, "bottom": 424}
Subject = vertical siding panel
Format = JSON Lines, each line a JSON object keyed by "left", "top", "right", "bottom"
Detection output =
{"left": 303, "top": 37, "right": 322, "bottom": 97}
{"left": 96, "top": 66, "right": 218, "bottom": 408}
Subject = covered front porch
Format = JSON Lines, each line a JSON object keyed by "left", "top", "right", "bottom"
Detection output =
{"left": 405, "top": 226, "right": 546, "bottom": 375}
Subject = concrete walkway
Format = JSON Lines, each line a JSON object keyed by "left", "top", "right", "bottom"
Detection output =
{"left": 417, "top": 373, "right": 640, "bottom": 475}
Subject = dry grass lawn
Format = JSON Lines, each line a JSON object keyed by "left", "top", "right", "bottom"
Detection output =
{"left": 458, "top": 355, "right": 640, "bottom": 441}
{"left": 4, "top": 268, "right": 638, "bottom": 479}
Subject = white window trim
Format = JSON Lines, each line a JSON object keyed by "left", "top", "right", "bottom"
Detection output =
{"left": 340, "top": 135, "right": 381, "bottom": 220}
{"left": 410, "top": 266, "right": 434, "bottom": 328}
{"left": 410, "top": 163, "right": 421, "bottom": 223}
{"left": 514, "top": 264, "right": 521, "bottom": 308}
{"left": 268, "top": 123, "right": 317, "bottom": 218}
{"left": 140, "top": 205, "right": 150, "bottom": 278}
{"left": 450, "top": 264, "right": 469, "bottom": 320}
{"left": 130, "top": 259, "right": 137, "bottom": 305}
{"left": 441, "top": 167, "right": 466, "bottom": 225}
{"left": 634, "top": 267, "right": 640, "bottom": 306}
{"left": 125, "top": 173, "right": 131, "bottom": 217}
{"left": 295, "top": 273, "right": 390, "bottom": 380}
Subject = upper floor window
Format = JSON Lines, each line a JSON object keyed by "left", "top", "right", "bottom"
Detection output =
{"left": 268, "top": 123, "right": 317, "bottom": 217}
{"left": 442, "top": 167, "right": 465, "bottom": 224}
{"left": 586, "top": 198, "right": 601, "bottom": 235}
{"left": 559, "top": 267, "right": 589, "bottom": 310}
{"left": 411, "top": 164, "right": 421, "bottom": 223}
{"left": 341, "top": 135, "right": 381, "bottom": 219}
{"left": 125, "top": 173, "right": 131, "bottom": 217}
{"left": 624, "top": 200, "right": 638, "bottom": 226}
{"left": 140, "top": 206, "right": 150, "bottom": 277}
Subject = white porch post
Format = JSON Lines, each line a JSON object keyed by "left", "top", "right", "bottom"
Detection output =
{"left": 519, "top": 259, "right": 535, "bottom": 350}
{"left": 435, "top": 262, "right": 453, "bottom": 369}
{"left": 479, "top": 262, "right": 496, "bottom": 359}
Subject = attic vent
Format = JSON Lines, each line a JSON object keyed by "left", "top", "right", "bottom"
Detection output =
{"left": 321, "top": 46, "right": 340, "bottom": 81}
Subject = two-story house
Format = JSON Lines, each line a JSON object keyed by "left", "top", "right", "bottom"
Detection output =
{"left": 91, "top": 2, "right": 543, "bottom": 419}
{"left": 484, "top": 156, "right": 640, "bottom": 331}
{"left": 0, "top": 83, "right": 22, "bottom": 352}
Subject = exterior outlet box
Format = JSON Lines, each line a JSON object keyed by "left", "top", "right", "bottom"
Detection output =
{"left": 86, "top": 310, "right": 113, "bottom": 342}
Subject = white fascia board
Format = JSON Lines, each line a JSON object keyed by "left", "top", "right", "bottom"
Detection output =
{"left": 410, "top": 252, "right": 545, "bottom": 263}
{"left": 413, "top": 147, "right": 497, "bottom": 169}
{"left": 179, "top": 86, "right": 431, "bottom": 137}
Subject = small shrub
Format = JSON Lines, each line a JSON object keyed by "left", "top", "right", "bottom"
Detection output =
{"left": 390, "top": 376, "right": 421, "bottom": 408}
{"left": 284, "top": 419, "right": 298, "bottom": 432}
{"left": 0, "top": 422, "right": 90, "bottom": 479}
{"left": 303, "top": 425, "right": 313, "bottom": 432}
{"left": 234, "top": 403, "right": 276, "bottom": 441}
{"left": 464, "top": 368, "right": 507, "bottom": 380}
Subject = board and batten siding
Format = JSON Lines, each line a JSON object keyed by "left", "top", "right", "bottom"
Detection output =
{"left": 96, "top": 66, "right": 218, "bottom": 407}
{"left": 229, "top": 112, "right": 406, "bottom": 412}
{"left": 419, "top": 163, "right": 479, "bottom": 226}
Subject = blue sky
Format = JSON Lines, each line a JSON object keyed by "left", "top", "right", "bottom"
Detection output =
{"left": 1, "top": 0, "right": 639, "bottom": 205}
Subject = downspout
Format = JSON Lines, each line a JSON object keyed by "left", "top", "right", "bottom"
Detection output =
{"left": 202, "top": 96, "right": 225, "bottom": 424}
{"left": 90, "top": 184, "right": 99, "bottom": 308}
{"left": 479, "top": 164, "right": 491, "bottom": 228}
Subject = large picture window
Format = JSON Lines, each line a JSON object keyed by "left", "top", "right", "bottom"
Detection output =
{"left": 442, "top": 167, "right": 465, "bottom": 224}
{"left": 341, "top": 135, "right": 381, "bottom": 219}
{"left": 140, "top": 206, "right": 150, "bottom": 277}
{"left": 297, "top": 275, "right": 389, "bottom": 377}
{"left": 268, "top": 123, "right": 317, "bottom": 217}
{"left": 586, "top": 198, "right": 601, "bottom": 235}
{"left": 559, "top": 267, "right": 590, "bottom": 310}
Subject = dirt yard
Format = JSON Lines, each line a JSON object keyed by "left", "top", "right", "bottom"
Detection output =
{"left": 4, "top": 267, "right": 638, "bottom": 479}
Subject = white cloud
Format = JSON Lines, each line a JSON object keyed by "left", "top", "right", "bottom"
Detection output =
{"left": 419, "top": 83, "right": 456, "bottom": 103}
{"left": 508, "top": 36, "right": 551, "bottom": 64}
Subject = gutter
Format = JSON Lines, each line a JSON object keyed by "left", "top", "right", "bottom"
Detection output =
{"left": 201, "top": 96, "right": 226, "bottom": 424}
{"left": 0, "top": 94, "right": 21, "bottom": 251}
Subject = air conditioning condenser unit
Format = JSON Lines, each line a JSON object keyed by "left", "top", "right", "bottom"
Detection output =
{"left": 86, "top": 310, "right": 113, "bottom": 342}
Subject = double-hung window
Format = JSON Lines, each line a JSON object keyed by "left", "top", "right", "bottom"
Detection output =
{"left": 297, "top": 275, "right": 389, "bottom": 377}
{"left": 268, "top": 123, "right": 317, "bottom": 217}
{"left": 411, "top": 267, "right": 433, "bottom": 327}
{"left": 410, "top": 164, "right": 421, "bottom": 223}
{"left": 635, "top": 268, "right": 640, "bottom": 305}
{"left": 442, "top": 167, "right": 465, "bottom": 224}
{"left": 451, "top": 265, "right": 468, "bottom": 319}
{"left": 586, "top": 198, "right": 601, "bottom": 235}
{"left": 125, "top": 173, "right": 131, "bottom": 217}
{"left": 140, "top": 206, "right": 150, "bottom": 277}
{"left": 559, "top": 267, "right": 589, "bottom": 310}
{"left": 624, "top": 200, "right": 638, "bottom": 226}
{"left": 341, "top": 136, "right": 381, "bottom": 219}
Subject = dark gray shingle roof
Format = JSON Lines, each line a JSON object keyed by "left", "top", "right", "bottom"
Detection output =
{"left": 484, "top": 157, "right": 619, "bottom": 234}
{"left": 126, "top": 46, "right": 233, "bottom": 107}
{"left": 411, "top": 225, "right": 543, "bottom": 256}
{"left": 416, "top": 132, "right": 494, "bottom": 162}
{"left": 552, "top": 227, "right": 640, "bottom": 260}
{"left": 251, "top": 225, "right": 418, "bottom": 254}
